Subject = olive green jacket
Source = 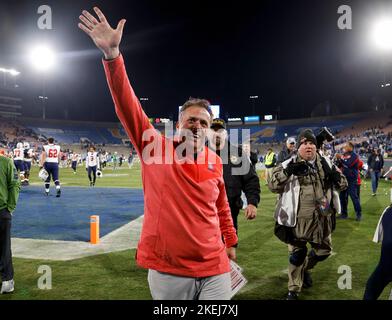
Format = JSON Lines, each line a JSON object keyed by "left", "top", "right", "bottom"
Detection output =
{"left": 268, "top": 154, "right": 348, "bottom": 227}
{"left": 0, "top": 155, "right": 21, "bottom": 213}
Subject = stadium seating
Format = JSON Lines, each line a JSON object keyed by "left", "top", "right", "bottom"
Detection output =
{"left": 227, "top": 114, "right": 366, "bottom": 145}
{"left": 2, "top": 111, "right": 391, "bottom": 159}
{"left": 19, "top": 118, "right": 124, "bottom": 145}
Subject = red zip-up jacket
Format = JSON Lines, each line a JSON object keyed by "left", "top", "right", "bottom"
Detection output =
{"left": 357, "top": 159, "right": 363, "bottom": 185}
{"left": 103, "top": 55, "right": 238, "bottom": 277}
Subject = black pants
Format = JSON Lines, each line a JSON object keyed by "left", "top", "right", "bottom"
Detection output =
{"left": 88, "top": 166, "right": 97, "bottom": 184}
{"left": 229, "top": 205, "right": 240, "bottom": 248}
{"left": 357, "top": 184, "right": 360, "bottom": 201}
{"left": 0, "top": 209, "right": 13, "bottom": 281}
{"left": 364, "top": 207, "right": 392, "bottom": 300}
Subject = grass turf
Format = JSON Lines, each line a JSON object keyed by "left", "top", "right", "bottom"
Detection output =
{"left": 1, "top": 163, "right": 391, "bottom": 300}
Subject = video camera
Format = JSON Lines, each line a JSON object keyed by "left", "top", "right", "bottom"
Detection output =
{"left": 285, "top": 159, "right": 315, "bottom": 177}
{"left": 316, "top": 127, "right": 335, "bottom": 150}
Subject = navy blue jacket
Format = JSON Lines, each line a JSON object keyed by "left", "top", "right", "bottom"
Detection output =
{"left": 341, "top": 151, "right": 359, "bottom": 183}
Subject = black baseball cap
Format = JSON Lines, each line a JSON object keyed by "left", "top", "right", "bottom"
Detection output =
{"left": 211, "top": 118, "right": 226, "bottom": 130}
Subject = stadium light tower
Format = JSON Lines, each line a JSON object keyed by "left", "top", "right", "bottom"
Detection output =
{"left": 30, "top": 46, "right": 56, "bottom": 72}
{"left": 371, "top": 18, "right": 392, "bottom": 87}
{"left": 371, "top": 18, "right": 392, "bottom": 52}
{"left": 249, "top": 95, "right": 259, "bottom": 115}
{"left": 0, "top": 67, "right": 20, "bottom": 87}
{"left": 140, "top": 97, "right": 149, "bottom": 113}
{"left": 29, "top": 45, "right": 56, "bottom": 120}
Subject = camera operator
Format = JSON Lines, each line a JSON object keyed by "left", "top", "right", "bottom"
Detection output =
{"left": 268, "top": 129, "right": 347, "bottom": 300}
{"left": 277, "top": 137, "right": 296, "bottom": 165}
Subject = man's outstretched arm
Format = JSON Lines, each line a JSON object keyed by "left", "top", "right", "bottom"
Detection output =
{"left": 78, "top": 7, "right": 155, "bottom": 154}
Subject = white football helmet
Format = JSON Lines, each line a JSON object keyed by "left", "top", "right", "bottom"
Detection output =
{"left": 38, "top": 168, "right": 49, "bottom": 181}
{"left": 16, "top": 142, "right": 23, "bottom": 148}
{"left": 97, "top": 170, "right": 103, "bottom": 178}
{"left": 23, "top": 142, "right": 30, "bottom": 149}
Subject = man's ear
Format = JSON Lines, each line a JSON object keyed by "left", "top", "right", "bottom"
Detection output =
{"left": 175, "top": 121, "right": 179, "bottom": 130}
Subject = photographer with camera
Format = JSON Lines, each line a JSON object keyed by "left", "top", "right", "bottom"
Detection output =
{"left": 268, "top": 129, "right": 347, "bottom": 300}
{"left": 277, "top": 137, "right": 296, "bottom": 165}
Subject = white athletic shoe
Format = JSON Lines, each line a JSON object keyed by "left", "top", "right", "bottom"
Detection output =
{"left": 1, "top": 280, "right": 14, "bottom": 294}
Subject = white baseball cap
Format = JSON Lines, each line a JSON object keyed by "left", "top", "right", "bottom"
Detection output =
{"left": 287, "top": 137, "right": 296, "bottom": 144}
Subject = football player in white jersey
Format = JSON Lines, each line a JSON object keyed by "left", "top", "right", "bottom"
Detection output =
{"left": 100, "top": 151, "right": 107, "bottom": 169}
{"left": 86, "top": 146, "right": 100, "bottom": 187}
{"left": 12, "top": 142, "right": 25, "bottom": 182}
{"left": 71, "top": 152, "right": 79, "bottom": 174}
{"left": 22, "top": 142, "right": 35, "bottom": 186}
{"left": 39, "top": 137, "right": 61, "bottom": 197}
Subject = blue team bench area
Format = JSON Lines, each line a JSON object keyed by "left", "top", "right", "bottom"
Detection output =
{"left": 12, "top": 186, "right": 145, "bottom": 242}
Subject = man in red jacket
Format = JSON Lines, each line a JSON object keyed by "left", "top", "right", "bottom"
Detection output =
{"left": 357, "top": 159, "right": 363, "bottom": 200}
{"left": 79, "top": 7, "right": 238, "bottom": 300}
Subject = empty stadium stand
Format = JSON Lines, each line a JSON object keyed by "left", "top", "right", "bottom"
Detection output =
{"left": 227, "top": 113, "right": 369, "bottom": 145}
{"left": 19, "top": 118, "right": 126, "bottom": 145}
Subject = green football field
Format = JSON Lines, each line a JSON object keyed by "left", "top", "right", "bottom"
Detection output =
{"left": 1, "top": 162, "right": 391, "bottom": 300}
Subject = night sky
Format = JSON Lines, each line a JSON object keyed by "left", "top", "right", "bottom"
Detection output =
{"left": 1, "top": 0, "right": 392, "bottom": 122}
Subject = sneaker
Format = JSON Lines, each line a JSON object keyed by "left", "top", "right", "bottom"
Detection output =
{"left": 338, "top": 215, "right": 348, "bottom": 220}
{"left": 56, "top": 189, "right": 61, "bottom": 198}
{"left": 287, "top": 291, "right": 298, "bottom": 300}
{"left": 303, "top": 271, "right": 313, "bottom": 289}
{"left": 372, "top": 193, "right": 376, "bottom": 196}
{"left": 1, "top": 279, "right": 14, "bottom": 294}
{"left": 90, "top": 182, "right": 93, "bottom": 187}
{"left": 356, "top": 216, "right": 362, "bottom": 222}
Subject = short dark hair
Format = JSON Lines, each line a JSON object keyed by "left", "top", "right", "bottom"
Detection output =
{"left": 48, "top": 137, "right": 54, "bottom": 144}
{"left": 180, "top": 98, "right": 213, "bottom": 120}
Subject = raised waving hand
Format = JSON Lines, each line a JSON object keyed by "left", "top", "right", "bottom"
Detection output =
{"left": 78, "top": 7, "right": 126, "bottom": 60}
